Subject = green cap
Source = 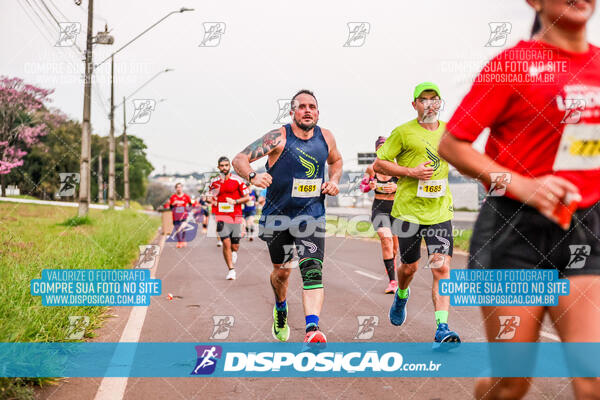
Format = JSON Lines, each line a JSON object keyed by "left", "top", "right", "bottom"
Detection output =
{"left": 413, "top": 82, "right": 441, "bottom": 100}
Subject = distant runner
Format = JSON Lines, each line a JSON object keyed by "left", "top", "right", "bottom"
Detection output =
{"left": 360, "top": 136, "right": 399, "bottom": 293}
{"left": 243, "top": 185, "right": 259, "bottom": 241}
{"left": 165, "top": 183, "right": 192, "bottom": 248}
{"left": 208, "top": 157, "right": 250, "bottom": 280}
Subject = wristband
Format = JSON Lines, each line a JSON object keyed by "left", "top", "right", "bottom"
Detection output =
{"left": 359, "top": 176, "right": 372, "bottom": 193}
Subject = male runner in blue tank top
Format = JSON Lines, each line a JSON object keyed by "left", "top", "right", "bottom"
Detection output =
{"left": 233, "top": 89, "right": 342, "bottom": 347}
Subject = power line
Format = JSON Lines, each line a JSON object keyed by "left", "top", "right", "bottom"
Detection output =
{"left": 29, "top": 0, "right": 57, "bottom": 34}
{"left": 34, "top": 0, "right": 84, "bottom": 53}
{"left": 47, "top": 0, "right": 68, "bottom": 21}
{"left": 22, "top": 0, "right": 56, "bottom": 42}
{"left": 22, "top": 0, "right": 83, "bottom": 60}
{"left": 37, "top": 0, "right": 60, "bottom": 25}
{"left": 92, "top": 74, "right": 110, "bottom": 117}
{"left": 74, "top": 0, "right": 108, "bottom": 24}
{"left": 26, "top": 0, "right": 111, "bottom": 132}
{"left": 16, "top": 0, "right": 54, "bottom": 45}
{"left": 17, "top": 0, "right": 86, "bottom": 96}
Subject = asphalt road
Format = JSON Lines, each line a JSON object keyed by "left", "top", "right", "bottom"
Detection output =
{"left": 38, "top": 225, "right": 574, "bottom": 400}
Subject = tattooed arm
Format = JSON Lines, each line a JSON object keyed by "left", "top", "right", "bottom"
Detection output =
{"left": 232, "top": 128, "right": 285, "bottom": 188}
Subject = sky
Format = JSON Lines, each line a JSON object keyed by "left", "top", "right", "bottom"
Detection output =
{"left": 3, "top": 0, "right": 600, "bottom": 175}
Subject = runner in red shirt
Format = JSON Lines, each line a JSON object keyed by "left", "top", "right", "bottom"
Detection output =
{"left": 439, "top": 1, "right": 600, "bottom": 398}
{"left": 165, "top": 183, "right": 192, "bottom": 248}
{"left": 208, "top": 156, "right": 250, "bottom": 280}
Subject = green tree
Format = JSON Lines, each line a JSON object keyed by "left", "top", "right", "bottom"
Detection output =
{"left": 115, "top": 134, "right": 153, "bottom": 202}
{"left": 10, "top": 121, "right": 154, "bottom": 203}
{"left": 9, "top": 119, "right": 80, "bottom": 199}
{"left": 91, "top": 134, "right": 108, "bottom": 203}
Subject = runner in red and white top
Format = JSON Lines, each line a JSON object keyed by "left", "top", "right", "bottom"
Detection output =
{"left": 208, "top": 156, "right": 250, "bottom": 280}
{"left": 165, "top": 183, "right": 192, "bottom": 248}
{"left": 445, "top": 40, "right": 600, "bottom": 208}
{"left": 438, "top": 1, "right": 600, "bottom": 398}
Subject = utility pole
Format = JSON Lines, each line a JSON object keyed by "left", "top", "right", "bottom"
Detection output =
{"left": 108, "top": 55, "right": 115, "bottom": 209}
{"left": 97, "top": 151, "right": 103, "bottom": 203}
{"left": 77, "top": 0, "right": 93, "bottom": 217}
{"left": 116, "top": 73, "right": 171, "bottom": 209}
{"left": 97, "top": 10, "right": 191, "bottom": 211}
{"left": 78, "top": 7, "right": 190, "bottom": 215}
{"left": 123, "top": 96, "right": 130, "bottom": 209}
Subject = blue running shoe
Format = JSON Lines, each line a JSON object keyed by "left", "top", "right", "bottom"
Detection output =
{"left": 432, "top": 323, "right": 461, "bottom": 352}
{"left": 389, "top": 288, "right": 410, "bottom": 326}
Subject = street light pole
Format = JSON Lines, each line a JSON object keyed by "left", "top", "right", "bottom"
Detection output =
{"left": 123, "top": 96, "right": 129, "bottom": 209}
{"left": 114, "top": 69, "right": 173, "bottom": 109}
{"left": 76, "top": 9, "right": 113, "bottom": 216}
{"left": 77, "top": 7, "right": 192, "bottom": 215}
{"left": 94, "top": 7, "right": 194, "bottom": 69}
{"left": 97, "top": 150, "right": 103, "bottom": 203}
{"left": 117, "top": 69, "right": 172, "bottom": 209}
{"left": 78, "top": 0, "right": 94, "bottom": 217}
{"left": 108, "top": 55, "right": 116, "bottom": 209}
{"left": 97, "top": 7, "right": 193, "bottom": 210}
{"left": 122, "top": 97, "right": 167, "bottom": 209}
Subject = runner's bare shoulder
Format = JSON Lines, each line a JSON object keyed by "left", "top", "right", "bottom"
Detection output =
{"left": 319, "top": 128, "right": 337, "bottom": 151}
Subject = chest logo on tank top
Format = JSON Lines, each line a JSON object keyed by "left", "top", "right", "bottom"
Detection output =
{"left": 297, "top": 148, "right": 320, "bottom": 178}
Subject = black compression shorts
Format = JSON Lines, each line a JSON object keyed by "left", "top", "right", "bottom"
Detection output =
{"left": 259, "top": 221, "right": 325, "bottom": 265}
{"left": 469, "top": 196, "right": 600, "bottom": 277}
{"left": 391, "top": 217, "right": 454, "bottom": 264}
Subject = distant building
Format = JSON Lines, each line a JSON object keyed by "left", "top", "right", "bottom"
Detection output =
{"left": 5, "top": 185, "right": 20, "bottom": 196}
{"left": 150, "top": 173, "right": 212, "bottom": 197}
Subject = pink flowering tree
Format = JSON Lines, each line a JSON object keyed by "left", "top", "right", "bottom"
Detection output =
{"left": 0, "top": 77, "right": 57, "bottom": 196}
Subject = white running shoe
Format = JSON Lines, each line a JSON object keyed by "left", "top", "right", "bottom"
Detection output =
{"left": 226, "top": 269, "right": 236, "bottom": 280}
{"left": 232, "top": 251, "right": 238, "bottom": 264}
{"left": 216, "top": 240, "right": 222, "bottom": 247}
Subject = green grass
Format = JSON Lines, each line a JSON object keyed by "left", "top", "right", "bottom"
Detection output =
{"left": 453, "top": 207, "right": 479, "bottom": 212}
{"left": 5, "top": 194, "right": 39, "bottom": 200}
{"left": 0, "top": 203, "right": 160, "bottom": 342}
{"left": 0, "top": 378, "right": 39, "bottom": 400}
{"left": 59, "top": 215, "right": 92, "bottom": 227}
{"left": 325, "top": 215, "right": 376, "bottom": 238}
{"left": 326, "top": 215, "right": 472, "bottom": 252}
{"left": 0, "top": 202, "right": 160, "bottom": 396}
{"left": 115, "top": 200, "right": 146, "bottom": 210}
{"left": 453, "top": 229, "right": 472, "bottom": 252}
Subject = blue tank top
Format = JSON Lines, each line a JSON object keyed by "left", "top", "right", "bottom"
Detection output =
{"left": 260, "top": 124, "right": 329, "bottom": 226}
{"left": 244, "top": 191, "right": 257, "bottom": 212}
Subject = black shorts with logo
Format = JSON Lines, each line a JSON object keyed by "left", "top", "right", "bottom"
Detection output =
{"left": 216, "top": 221, "right": 242, "bottom": 245}
{"left": 468, "top": 197, "right": 600, "bottom": 277}
{"left": 371, "top": 199, "right": 394, "bottom": 230}
{"left": 391, "top": 217, "right": 454, "bottom": 264}
{"left": 259, "top": 221, "right": 325, "bottom": 265}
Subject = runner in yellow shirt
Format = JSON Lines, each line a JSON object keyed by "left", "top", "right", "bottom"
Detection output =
{"left": 374, "top": 82, "right": 459, "bottom": 350}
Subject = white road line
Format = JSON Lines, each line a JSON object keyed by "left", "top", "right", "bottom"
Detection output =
{"left": 540, "top": 331, "right": 560, "bottom": 342}
{"left": 0, "top": 196, "right": 124, "bottom": 210}
{"left": 354, "top": 270, "right": 383, "bottom": 281}
{"left": 328, "top": 255, "right": 384, "bottom": 281}
{"left": 94, "top": 234, "right": 166, "bottom": 400}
